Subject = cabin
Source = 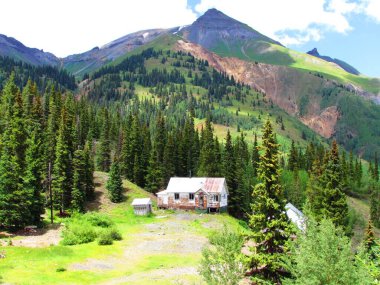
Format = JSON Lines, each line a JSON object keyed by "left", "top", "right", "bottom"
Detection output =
{"left": 157, "top": 177, "right": 228, "bottom": 213}
{"left": 131, "top": 198, "right": 152, "bottom": 216}
{"left": 285, "top": 202, "right": 306, "bottom": 231}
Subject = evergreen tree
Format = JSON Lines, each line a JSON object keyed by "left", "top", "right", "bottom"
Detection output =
{"left": 107, "top": 160, "right": 123, "bottom": 203}
{"left": 320, "top": 141, "right": 348, "bottom": 229}
{"left": 364, "top": 220, "right": 376, "bottom": 255}
{"left": 248, "top": 120, "right": 291, "bottom": 283}
{"left": 288, "top": 140, "right": 298, "bottom": 171}
{"left": 374, "top": 152, "right": 379, "bottom": 181}
{"left": 52, "top": 107, "right": 72, "bottom": 214}
{"left": 198, "top": 116, "right": 218, "bottom": 176}
{"left": 223, "top": 130, "right": 238, "bottom": 215}
{"left": 0, "top": 75, "right": 31, "bottom": 228}
{"left": 97, "top": 109, "right": 111, "bottom": 172}
{"left": 71, "top": 149, "right": 86, "bottom": 212}
{"left": 369, "top": 183, "right": 380, "bottom": 228}
{"left": 145, "top": 146, "right": 164, "bottom": 193}
{"left": 83, "top": 141, "right": 95, "bottom": 200}
{"left": 251, "top": 133, "right": 260, "bottom": 177}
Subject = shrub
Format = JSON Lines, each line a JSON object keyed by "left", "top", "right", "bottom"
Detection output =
{"left": 61, "top": 222, "right": 97, "bottom": 245}
{"left": 97, "top": 231, "right": 113, "bottom": 245}
{"left": 109, "top": 228, "right": 122, "bottom": 241}
{"left": 83, "top": 212, "right": 114, "bottom": 228}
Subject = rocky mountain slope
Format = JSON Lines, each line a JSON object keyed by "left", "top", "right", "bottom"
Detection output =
{"left": 307, "top": 48, "right": 360, "bottom": 75}
{"left": 0, "top": 34, "right": 60, "bottom": 66}
{"left": 62, "top": 28, "right": 178, "bottom": 76}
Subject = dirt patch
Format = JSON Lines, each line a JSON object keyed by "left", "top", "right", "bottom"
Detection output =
{"left": 301, "top": 106, "right": 339, "bottom": 138}
{"left": 71, "top": 258, "right": 116, "bottom": 271}
{"left": 1, "top": 224, "right": 62, "bottom": 247}
{"left": 98, "top": 266, "right": 199, "bottom": 285}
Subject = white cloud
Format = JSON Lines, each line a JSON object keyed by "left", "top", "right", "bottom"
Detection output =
{"left": 195, "top": 0, "right": 358, "bottom": 46}
{"left": 0, "top": 0, "right": 197, "bottom": 57}
{"left": 362, "top": 0, "right": 380, "bottom": 22}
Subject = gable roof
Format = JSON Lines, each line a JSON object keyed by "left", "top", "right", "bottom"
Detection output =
{"left": 131, "top": 198, "right": 152, "bottom": 206}
{"left": 285, "top": 202, "right": 305, "bottom": 231}
{"left": 162, "top": 177, "right": 227, "bottom": 194}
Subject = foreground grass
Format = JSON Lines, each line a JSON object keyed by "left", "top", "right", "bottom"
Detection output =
{"left": 0, "top": 172, "right": 242, "bottom": 285}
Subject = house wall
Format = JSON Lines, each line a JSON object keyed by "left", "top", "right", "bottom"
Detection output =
{"left": 167, "top": 192, "right": 197, "bottom": 210}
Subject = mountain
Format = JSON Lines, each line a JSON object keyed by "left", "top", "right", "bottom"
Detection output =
{"left": 178, "top": 9, "right": 292, "bottom": 66}
{"left": 62, "top": 28, "right": 178, "bottom": 77}
{"left": 307, "top": 48, "right": 360, "bottom": 75}
{"left": 0, "top": 34, "right": 60, "bottom": 66}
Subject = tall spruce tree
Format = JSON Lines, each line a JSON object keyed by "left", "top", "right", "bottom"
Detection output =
{"left": 251, "top": 133, "right": 260, "bottom": 177}
{"left": 97, "top": 109, "right": 111, "bottom": 172}
{"left": 320, "top": 140, "right": 348, "bottom": 229}
{"left": 52, "top": 107, "right": 72, "bottom": 214}
{"left": 71, "top": 149, "right": 87, "bottom": 212}
{"left": 107, "top": 160, "right": 123, "bottom": 203}
{"left": 248, "top": 119, "right": 291, "bottom": 283}
{"left": 288, "top": 140, "right": 298, "bottom": 171}
{"left": 0, "top": 75, "right": 31, "bottom": 228}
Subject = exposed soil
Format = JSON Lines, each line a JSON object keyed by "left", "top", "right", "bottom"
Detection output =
{"left": 301, "top": 106, "right": 340, "bottom": 138}
{"left": 0, "top": 224, "right": 62, "bottom": 248}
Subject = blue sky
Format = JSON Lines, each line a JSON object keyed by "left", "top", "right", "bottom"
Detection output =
{"left": 0, "top": 0, "right": 379, "bottom": 77}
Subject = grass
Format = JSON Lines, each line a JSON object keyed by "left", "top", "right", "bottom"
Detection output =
{"left": 0, "top": 172, "right": 243, "bottom": 285}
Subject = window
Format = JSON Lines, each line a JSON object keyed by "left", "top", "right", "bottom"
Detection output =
{"left": 213, "top": 195, "right": 219, "bottom": 202}
{"left": 189, "top": 193, "right": 194, "bottom": 200}
{"left": 174, "top": 193, "right": 180, "bottom": 200}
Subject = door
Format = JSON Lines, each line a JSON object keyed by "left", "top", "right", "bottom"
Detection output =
{"left": 199, "top": 195, "right": 204, "bottom": 209}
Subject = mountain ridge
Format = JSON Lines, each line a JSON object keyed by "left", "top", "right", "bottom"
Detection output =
{"left": 307, "top": 47, "right": 360, "bottom": 75}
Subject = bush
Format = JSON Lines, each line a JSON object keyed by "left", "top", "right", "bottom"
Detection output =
{"left": 83, "top": 212, "right": 114, "bottom": 228}
{"left": 60, "top": 213, "right": 121, "bottom": 246}
{"left": 109, "top": 228, "right": 122, "bottom": 241}
{"left": 97, "top": 231, "right": 114, "bottom": 245}
{"left": 61, "top": 223, "right": 96, "bottom": 245}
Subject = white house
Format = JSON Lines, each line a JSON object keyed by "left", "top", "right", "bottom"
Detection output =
{"left": 157, "top": 177, "right": 228, "bottom": 213}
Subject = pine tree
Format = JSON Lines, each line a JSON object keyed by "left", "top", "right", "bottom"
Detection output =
{"left": 97, "top": 109, "right": 111, "bottom": 172}
{"left": 107, "top": 160, "right": 123, "bottom": 203}
{"left": 364, "top": 220, "right": 376, "bottom": 255}
{"left": 23, "top": 130, "right": 45, "bottom": 224}
{"left": 197, "top": 116, "right": 218, "bottom": 176}
{"left": 374, "top": 152, "right": 379, "bottom": 181}
{"left": 288, "top": 140, "right": 298, "bottom": 171}
{"left": 223, "top": 130, "right": 238, "bottom": 215}
{"left": 83, "top": 141, "right": 95, "bottom": 200}
{"left": 52, "top": 107, "right": 72, "bottom": 214}
{"left": 145, "top": 146, "right": 164, "bottom": 193}
{"left": 71, "top": 149, "right": 86, "bottom": 212}
{"left": 248, "top": 119, "right": 291, "bottom": 283}
{"left": 251, "top": 133, "right": 259, "bottom": 177}
{"left": 369, "top": 183, "right": 380, "bottom": 228}
{"left": 320, "top": 140, "right": 348, "bottom": 229}
{"left": 0, "top": 75, "right": 31, "bottom": 228}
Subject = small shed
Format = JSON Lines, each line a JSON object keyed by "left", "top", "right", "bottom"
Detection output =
{"left": 131, "top": 198, "right": 152, "bottom": 216}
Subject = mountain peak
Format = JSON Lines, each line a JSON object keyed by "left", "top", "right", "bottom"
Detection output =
{"left": 307, "top": 48, "right": 320, "bottom": 57}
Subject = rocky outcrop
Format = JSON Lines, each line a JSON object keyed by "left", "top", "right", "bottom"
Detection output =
{"left": 300, "top": 106, "right": 339, "bottom": 138}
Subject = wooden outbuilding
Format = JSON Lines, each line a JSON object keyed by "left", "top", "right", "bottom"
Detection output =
{"left": 131, "top": 198, "right": 152, "bottom": 215}
{"left": 157, "top": 177, "right": 228, "bottom": 213}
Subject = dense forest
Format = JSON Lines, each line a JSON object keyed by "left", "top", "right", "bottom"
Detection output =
{"left": 0, "top": 48, "right": 379, "bottom": 284}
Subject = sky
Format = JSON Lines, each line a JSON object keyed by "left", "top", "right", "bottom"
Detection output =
{"left": 0, "top": 0, "right": 379, "bottom": 77}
